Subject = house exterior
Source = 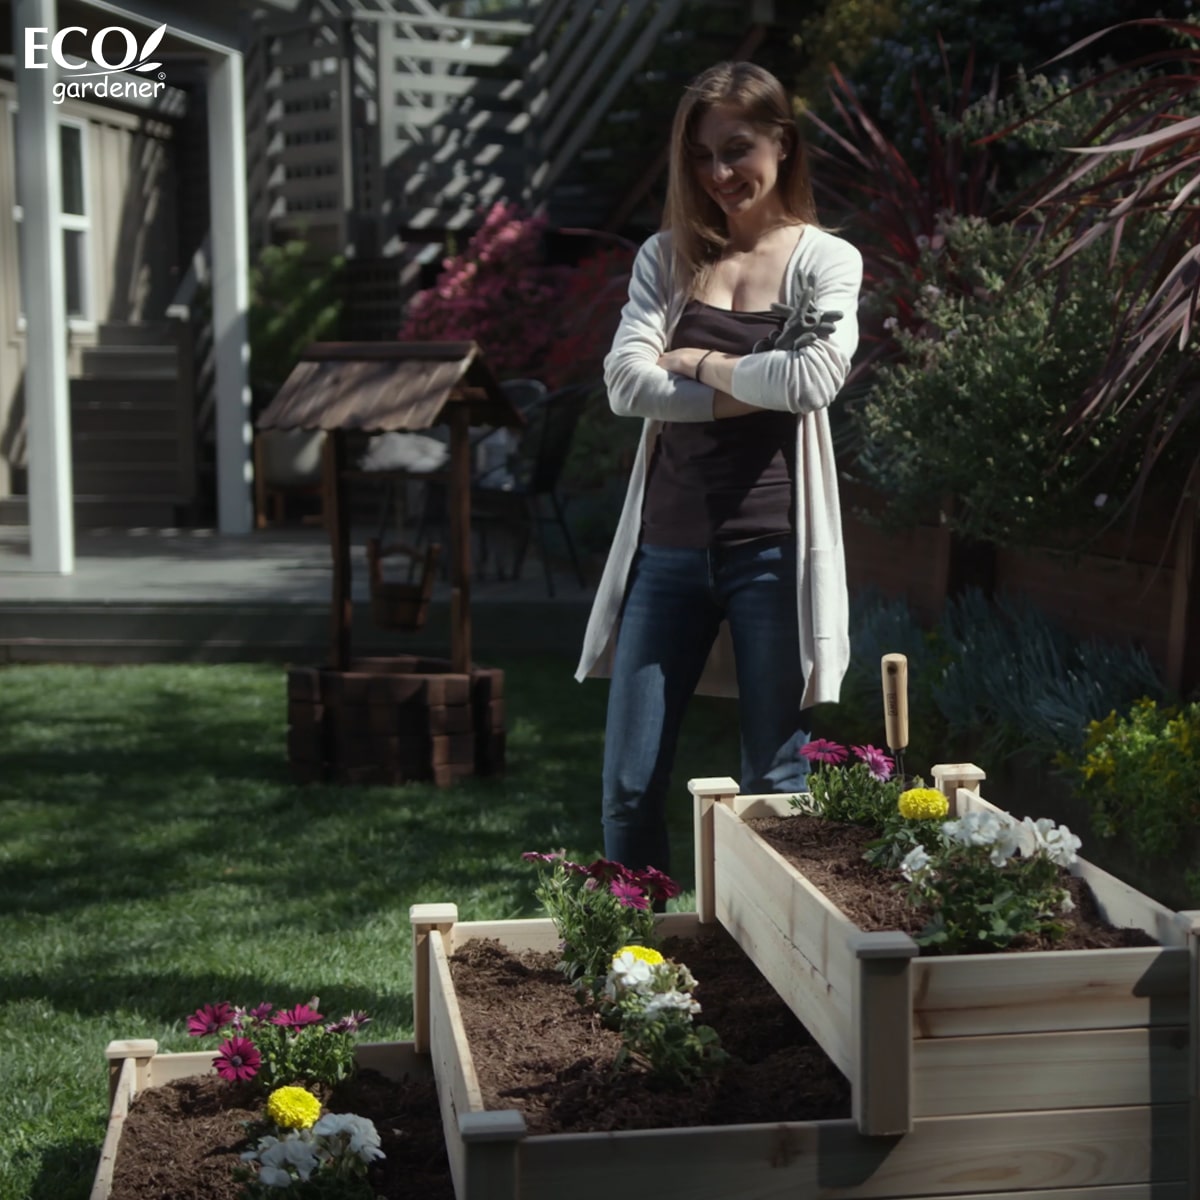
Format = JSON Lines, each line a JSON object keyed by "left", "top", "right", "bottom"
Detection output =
{"left": 1, "top": 0, "right": 298, "bottom": 571}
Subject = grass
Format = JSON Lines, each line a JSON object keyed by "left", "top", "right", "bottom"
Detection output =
{"left": 0, "top": 658, "right": 741, "bottom": 1200}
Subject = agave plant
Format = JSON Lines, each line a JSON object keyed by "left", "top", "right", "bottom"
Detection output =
{"left": 1018, "top": 17, "right": 1200, "bottom": 517}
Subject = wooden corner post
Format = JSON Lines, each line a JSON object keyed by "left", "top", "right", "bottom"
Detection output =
{"left": 410, "top": 903, "right": 457, "bottom": 1053}
{"left": 459, "top": 1109, "right": 526, "bottom": 1200}
{"left": 104, "top": 1039, "right": 158, "bottom": 1108}
{"left": 1185, "top": 910, "right": 1200, "bottom": 1195}
{"left": 850, "top": 931, "right": 919, "bottom": 1136}
{"left": 932, "top": 762, "right": 987, "bottom": 818}
{"left": 688, "top": 777, "right": 740, "bottom": 924}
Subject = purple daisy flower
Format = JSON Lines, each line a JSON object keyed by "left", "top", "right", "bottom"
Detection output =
{"left": 852, "top": 744, "right": 895, "bottom": 782}
{"left": 799, "top": 738, "right": 849, "bottom": 765}
{"left": 609, "top": 879, "right": 648, "bottom": 910}
{"left": 271, "top": 1002, "right": 324, "bottom": 1032}
{"left": 637, "top": 866, "right": 682, "bottom": 901}
{"left": 213, "top": 1037, "right": 260, "bottom": 1082}
{"left": 186, "top": 1002, "right": 234, "bottom": 1038}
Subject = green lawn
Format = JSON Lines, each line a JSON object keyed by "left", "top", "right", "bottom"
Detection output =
{"left": 0, "top": 659, "right": 741, "bottom": 1200}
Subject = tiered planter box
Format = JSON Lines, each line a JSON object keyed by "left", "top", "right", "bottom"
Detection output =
{"left": 410, "top": 894, "right": 1197, "bottom": 1200}
{"left": 90, "top": 1039, "right": 430, "bottom": 1200}
{"left": 687, "top": 764, "right": 1199, "bottom": 1198}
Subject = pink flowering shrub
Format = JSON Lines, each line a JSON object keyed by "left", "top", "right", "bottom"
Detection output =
{"left": 184, "top": 996, "right": 370, "bottom": 1090}
{"left": 522, "top": 851, "right": 681, "bottom": 987}
{"left": 795, "top": 739, "right": 908, "bottom": 825}
{"left": 399, "top": 202, "right": 572, "bottom": 379}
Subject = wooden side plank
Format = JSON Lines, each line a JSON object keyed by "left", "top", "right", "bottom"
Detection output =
{"left": 146, "top": 1050, "right": 216, "bottom": 1088}
{"left": 731, "top": 793, "right": 795, "bottom": 819}
{"left": 429, "top": 928, "right": 482, "bottom": 1198}
{"left": 914, "top": 1026, "right": 1190, "bottom": 1115}
{"left": 451, "top": 912, "right": 701, "bottom": 954}
{"left": 89, "top": 1056, "right": 137, "bottom": 1200}
{"left": 516, "top": 1106, "right": 1188, "bottom": 1200}
{"left": 716, "top": 855, "right": 855, "bottom": 1079}
{"left": 911, "top": 946, "right": 1190, "bottom": 1037}
{"left": 714, "top": 801, "right": 860, "bottom": 998}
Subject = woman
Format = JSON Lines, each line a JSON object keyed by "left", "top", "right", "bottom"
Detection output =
{"left": 574, "top": 62, "right": 863, "bottom": 875}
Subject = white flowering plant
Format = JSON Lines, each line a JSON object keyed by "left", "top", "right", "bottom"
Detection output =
{"left": 238, "top": 1110, "right": 384, "bottom": 1197}
{"left": 601, "top": 946, "right": 727, "bottom": 1086}
{"left": 899, "top": 810, "right": 1083, "bottom": 953}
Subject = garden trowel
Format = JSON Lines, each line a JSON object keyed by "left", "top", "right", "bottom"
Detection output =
{"left": 881, "top": 653, "right": 908, "bottom": 781}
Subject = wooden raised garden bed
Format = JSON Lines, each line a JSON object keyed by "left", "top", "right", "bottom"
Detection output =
{"left": 90, "top": 1039, "right": 431, "bottom": 1200}
{"left": 688, "top": 763, "right": 1199, "bottom": 1197}
{"left": 409, "top": 896, "right": 1197, "bottom": 1200}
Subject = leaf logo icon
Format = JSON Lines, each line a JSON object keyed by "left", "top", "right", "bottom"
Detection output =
{"left": 135, "top": 23, "right": 166, "bottom": 73}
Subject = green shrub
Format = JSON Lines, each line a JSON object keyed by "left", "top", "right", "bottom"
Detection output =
{"left": 1059, "top": 697, "right": 1200, "bottom": 859}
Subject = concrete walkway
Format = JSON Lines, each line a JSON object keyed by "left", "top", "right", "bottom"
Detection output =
{"left": 0, "top": 525, "right": 596, "bottom": 663}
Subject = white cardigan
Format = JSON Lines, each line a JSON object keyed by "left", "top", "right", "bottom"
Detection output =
{"left": 573, "top": 225, "right": 863, "bottom": 709}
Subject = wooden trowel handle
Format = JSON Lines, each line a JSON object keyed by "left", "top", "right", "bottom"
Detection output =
{"left": 882, "top": 653, "right": 909, "bottom": 752}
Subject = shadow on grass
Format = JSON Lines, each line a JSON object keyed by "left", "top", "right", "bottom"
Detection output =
{"left": 22, "top": 1135, "right": 107, "bottom": 1200}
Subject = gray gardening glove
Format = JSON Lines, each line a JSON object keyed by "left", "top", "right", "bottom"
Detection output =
{"left": 751, "top": 271, "right": 844, "bottom": 353}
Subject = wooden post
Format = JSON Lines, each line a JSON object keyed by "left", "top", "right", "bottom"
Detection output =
{"left": 410, "top": 903, "right": 457, "bottom": 1053}
{"left": 459, "top": 1110, "right": 526, "bottom": 1200}
{"left": 850, "top": 931, "right": 918, "bottom": 1136}
{"left": 688, "top": 777, "right": 739, "bottom": 924}
{"left": 932, "top": 762, "right": 987, "bottom": 818}
{"left": 1184, "top": 910, "right": 1200, "bottom": 1195}
{"left": 448, "top": 403, "right": 472, "bottom": 673}
{"left": 323, "top": 431, "right": 352, "bottom": 671}
{"left": 104, "top": 1039, "right": 157, "bottom": 1108}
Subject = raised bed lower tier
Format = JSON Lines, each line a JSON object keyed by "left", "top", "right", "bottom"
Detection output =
{"left": 91, "top": 1039, "right": 430, "bottom": 1200}
{"left": 410, "top": 904, "right": 1193, "bottom": 1200}
{"left": 287, "top": 653, "right": 504, "bottom": 786}
{"left": 688, "top": 763, "right": 1199, "bottom": 1184}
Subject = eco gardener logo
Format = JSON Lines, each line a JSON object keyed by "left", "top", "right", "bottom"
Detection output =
{"left": 24, "top": 23, "right": 168, "bottom": 104}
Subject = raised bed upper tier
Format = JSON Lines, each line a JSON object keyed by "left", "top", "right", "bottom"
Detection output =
{"left": 688, "top": 764, "right": 1198, "bottom": 1158}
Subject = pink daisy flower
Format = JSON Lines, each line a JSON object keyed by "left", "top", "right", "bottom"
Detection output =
{"left": 852, "top": 744, "right": 895, "bottom": 782}
{"left": 186, "top": 1002, "right": 234, "bottom": 1038}
{"left": 800, "top": 738, "right": 849, "bottom": 765}
{"left": 637, "top": 866, "right": 682, "bottom": 901}
{"left": 609, "top": 879, "right": 648, "bottom": 910}
{"left": 271, "top": 1003, "right": 324, "bottom": 1032}
{"left": 213, "top": 1037, "right": 260, "bottom": 1082}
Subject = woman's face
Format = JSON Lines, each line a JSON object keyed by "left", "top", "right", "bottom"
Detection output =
{"left": 689, "top": 103, "right": 787, "bottom": 219}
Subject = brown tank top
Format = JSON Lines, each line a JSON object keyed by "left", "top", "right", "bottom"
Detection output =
{"left": 642, "top": 299, "right": 794, "bottom": 548}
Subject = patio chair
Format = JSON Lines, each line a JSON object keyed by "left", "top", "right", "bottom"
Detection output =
{"left": 470, "top": 382, "right": 589, "bottom": 597}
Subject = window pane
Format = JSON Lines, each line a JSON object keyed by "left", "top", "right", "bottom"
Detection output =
{"left": 60, "top": 125, "right": 85, "bottom": 215}
{"left": 63, "top": 228, "right": 85, "bottom": 317}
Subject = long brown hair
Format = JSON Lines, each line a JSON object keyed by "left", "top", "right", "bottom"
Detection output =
{"left": 662, "top": 62, "right": 817, "bottom": 296}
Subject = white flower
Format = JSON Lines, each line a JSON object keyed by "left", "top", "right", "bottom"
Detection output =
{"left": 314, "top": 1112, "right": 384, "bottom": 1163}
{"left": 988, "top": 820, "right": 1022, "bottom": 867}
{"left": 882, "top": 315, "right": 899, "bottom": 332}
{"left": 1020, "top": 816, "right": 1056, "bottom": 856}
{"left": 1094, "top": 493, "right": 1108, "bottom": 508}
{"left": 259, "top": 1133, "right": 319, "bottom": 1182}
{"left": 1060, "top": 891, "right": 1076, "bottom": 914}
{"left": 258, "top": 1164, "right": 293, "bottom": 1188}
{"left": 606, "top": 950, "right": 655, "bottom": 997}
{"left": 900, "top": 844, "right": 931, "bottom": 880}
{"left": 643, "top": 989, "right": 701, "bottom": 1017}
{"left": 943, "top": 810, "right": 1014, "bottom": 849}
{"left": 915, "top": 234, "right": 930, "bottom": 250}
{"left": 1043, "top": 823, "right": 1082, "bottom": 867}
{"left": 921, "top": 283, "right": 943, "bottom": 301}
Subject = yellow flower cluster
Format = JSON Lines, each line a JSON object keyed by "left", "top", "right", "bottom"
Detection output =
{"left": 898, "top": 788, "right": 949, "bottom": 821}
{"left": 615, "top": 944, "right": 664, "bottom": 966}
{"left": 266, "top": 1085, "right": 322, "bottom": 1130}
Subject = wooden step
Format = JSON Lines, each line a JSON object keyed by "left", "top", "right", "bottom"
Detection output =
{"left": 79, "top": 344, "right": 178, "bottom": 379}
{"left": 72, "top": 431, "right": 182, "bottom": 466}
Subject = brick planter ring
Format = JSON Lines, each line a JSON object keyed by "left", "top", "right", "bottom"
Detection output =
{"left": 288, "top": 654, "right": 504, "bottom": 787}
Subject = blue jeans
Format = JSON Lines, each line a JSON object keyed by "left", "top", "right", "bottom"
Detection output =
{"left": 601, "top": 537, "right": 809, "bottom": 875}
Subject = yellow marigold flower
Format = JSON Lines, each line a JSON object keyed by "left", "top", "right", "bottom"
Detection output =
{"left": 614, "top": 944, "right": 664, "bottom": 967}
{"left": 898, "top": 787, "right": 949, "bottom": 821}
{"left": 266, "top": 1085, "right": 322, "bottom": 1130}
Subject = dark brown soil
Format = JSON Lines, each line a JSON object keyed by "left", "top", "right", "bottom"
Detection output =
{"left": 748, "top": 814, "right": 1159, "bottom": 951}
{"left": 448, "top": 923, "right": 852, "bottom": 1135}
{"left": 108, "top": 1068, "right": 453, "bottom": 1200}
